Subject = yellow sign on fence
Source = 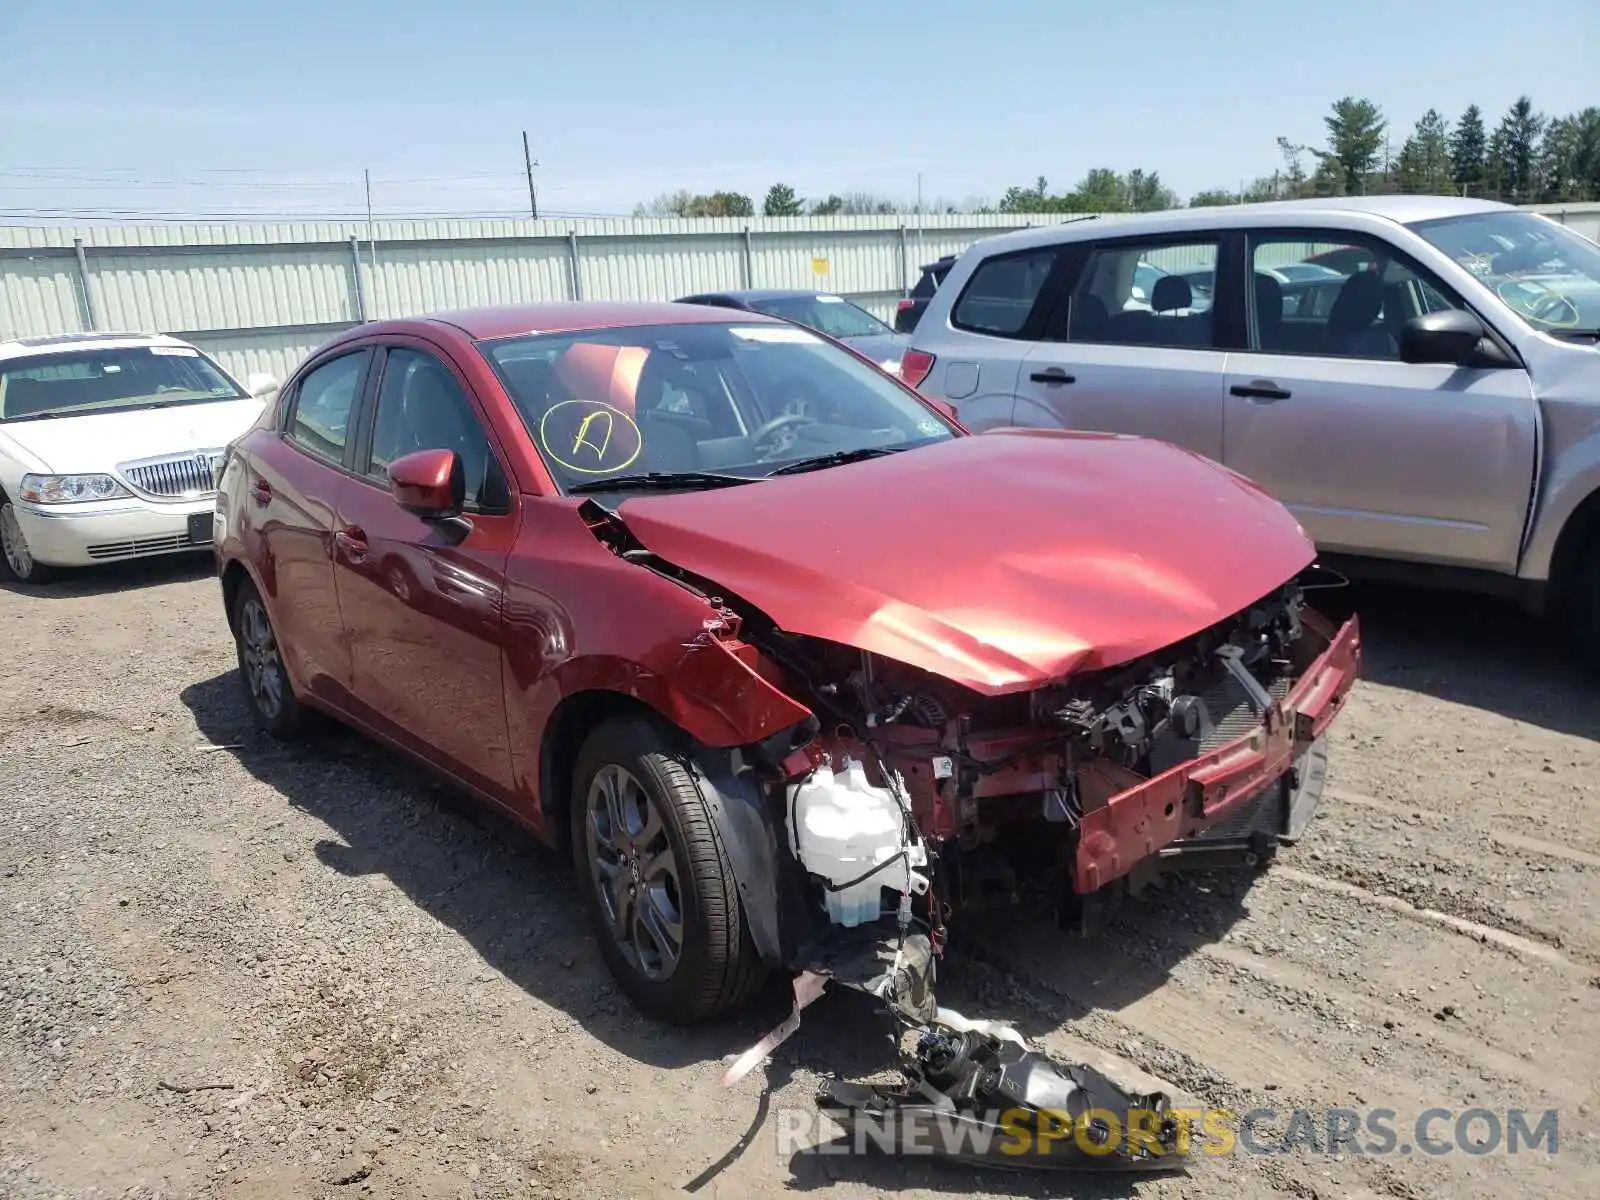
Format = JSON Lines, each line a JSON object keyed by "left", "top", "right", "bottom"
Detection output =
{"left": 811, "top": 256, "right": 829, "bottom": 274}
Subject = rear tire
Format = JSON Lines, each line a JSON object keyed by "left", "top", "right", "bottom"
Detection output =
{"left": 0, "top": 501, "right": 58, "bottom": 585}
{"left": 570, "top": 717, "right": 766, "bottom": 1024}
{"left": 231, "top": 578, "right": 307, "bottom": 740}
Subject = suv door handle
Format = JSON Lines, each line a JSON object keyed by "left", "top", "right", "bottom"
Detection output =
{"left": 334, "top": 526, "right": 369, "bottom": 564}
{"left": 1230, "top": 380, "right": 1292, "bottom": 402}
{"left": 1029, "top": 368, "right": 1076, "bottom": 385}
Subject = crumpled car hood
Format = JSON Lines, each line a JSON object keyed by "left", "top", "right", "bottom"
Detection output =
{"left": 617, "top": 430, "right": 1316, "bottom": 694}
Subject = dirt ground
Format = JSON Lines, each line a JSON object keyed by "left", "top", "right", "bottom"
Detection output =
{"left": 2, "top": 554, "right": 1597, "bottom": 1200}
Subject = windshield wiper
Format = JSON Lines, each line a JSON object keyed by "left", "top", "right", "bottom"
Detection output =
{"left": 566, "top": 470, "right": 758, "bottom": 495}
{"left": 1551, "top": 328, "right": 1600, "bottom": 343}
{"left": 767, "top": 446, "right": 907, "bottom": 476}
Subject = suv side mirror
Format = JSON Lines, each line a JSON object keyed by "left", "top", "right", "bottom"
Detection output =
{"left": 389, "top": 448, "right": 464, "bottom": 520}
{"left": 1399, "top": 310, "right": 1493, "bottom": 366}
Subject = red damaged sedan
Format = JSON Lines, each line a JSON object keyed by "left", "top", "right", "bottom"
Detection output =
{"left": 214, "top": 302, "right": 1360, "bottom": 1024}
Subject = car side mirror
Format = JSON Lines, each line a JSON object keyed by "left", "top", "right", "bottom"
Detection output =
{"left": 388, "top": 448, "right": 464, "bottom": 520}
{"left": 1399, "top": 310, "right": 1497, "bottom": 367}
{"left": 246, "top": 372, "right": 280, "bottom": 397}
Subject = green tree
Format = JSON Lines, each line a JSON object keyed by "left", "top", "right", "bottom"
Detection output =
{"left": 1276, "top": 137, "right": 1311, "bottom": 197}
{"left": 1492, "top": 95, "right": 1546, "bottom": 203}
{"left": 1397, "top": 109, "right": 1453, "bottom": 194}
{"left": 836, "top": 191, "right": 897, "bottom": 215}
{"left": 687, "top": 191, "right": 754, "bottom": 217}
{"left": 1123, "top": 168, "right": 1177, "bottom": 212}
{"left": 1536, "top": 109, "right": 1600, "bottom": 202}
{"left": 762, "top": 183, "right": 803, "bottom": 216}
{"left": 998, "top": 176, "right": 1085, "bottom": 213}
{"left": 633, "top": 189, "right": 696, "bottom": 217}
{"left": 1071, "top": 168, "right": 1128, "bottom": 211}
{"left": 1320, "top": 96, "right": 1387, "bottom": 194}
{"left": 810, "top": 194, "right": 844, "bottom": 215}
{"left": 1189, "top": 188, "right": 1237, "bottom": 207}
{"left": 1570, "top": 107, "right": 1600, "bottom": 198}
{"left": 1449, "top": 104, "right": 1487, "bottom": 196}
{"left": 1241, "top": 175, "right": 1282, "bottom": 203}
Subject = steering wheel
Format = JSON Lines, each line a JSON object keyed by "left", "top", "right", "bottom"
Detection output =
{"left": 748, "top": 412, "right": 812, "bottom": 458}
{"left": 1498, "top": 279, "right": 1580, "bottom": 328}
{"left": 1527, "top": 291, "right": 1580, "bottom": 328}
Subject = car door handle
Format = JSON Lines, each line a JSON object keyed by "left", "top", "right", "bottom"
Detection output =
{"left": 1029, "top": 369, "right": 1076, "bottom": 385}
{"left": 334, "top": 526, "right": 369, "bottom": 564}
{"left": 1230, "top": 380, "right": 1292, "bottom": 402}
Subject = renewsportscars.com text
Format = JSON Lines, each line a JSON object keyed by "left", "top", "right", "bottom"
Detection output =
{"left": 777, "top": 1106, "right": 1561, "bottom": 1160}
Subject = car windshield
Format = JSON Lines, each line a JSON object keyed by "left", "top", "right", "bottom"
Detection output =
{"left": 1410, "top": 211, "right": 1600, "bottom": 333}
{"left": 745, "top": 295, "right": 892, "bottom": 340}
{"left": 481, "top": 321, "right": 955, "bottom": 495}
{"left": 0, "top": 345, "right": 245, "bottom": 423}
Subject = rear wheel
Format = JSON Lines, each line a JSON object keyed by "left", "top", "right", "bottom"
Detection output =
{"left": 0, "top": 501, "right": 58, "bottom": 585}
{"left": 570, "top": 717, "right": 765, "bottom": 1024}
{"left": 231, "top": 578, "right": 307, "bottom": 739}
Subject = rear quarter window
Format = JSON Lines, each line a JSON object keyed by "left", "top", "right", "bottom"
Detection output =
{"left": 950, "top": 249, "right": 1058, "bottom": 337}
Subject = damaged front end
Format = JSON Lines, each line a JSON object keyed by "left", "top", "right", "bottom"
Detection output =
{"left": 588, "top": 501, "right": 1358, "bottom": 1168}
{"left": 744, "top": 578, "right": 1361, "bottom": 954}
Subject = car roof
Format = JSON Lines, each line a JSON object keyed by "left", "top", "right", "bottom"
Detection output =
{"left": 367, "top": 301, "right": 785, "bottom": 343}
{"left": 967, "top": 195, "right": 1518, "bottom": 257}
{"left": 688, "top": 288, "right": 842, "bottom": 302}
{"left": 0, "top": 330, "right": 196, "bottom": 364}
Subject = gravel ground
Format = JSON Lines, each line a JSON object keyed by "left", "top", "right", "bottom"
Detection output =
{"left": 2, "top": 554, "right": 1597, "bottom": 1200}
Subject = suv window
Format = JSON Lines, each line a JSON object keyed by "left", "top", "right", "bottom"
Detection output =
{"left": 1249, "top": 235, "right": 1468, "bottom": 360}
{"left": 950, "top": 249, "right": 1058, "bottom": 337}
{"left": 366, "top": 348, "right": 508, "bottom": 511}
{"left": 287, "top": 351, "right": 366, "bottom": 464}
{"left": 1065, "top": 239, "right": 1219, "bottom": 349}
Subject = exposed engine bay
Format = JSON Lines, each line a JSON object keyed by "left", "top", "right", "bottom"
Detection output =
{"left": 752, "top": 579, "right": 1334, "bottom": 940}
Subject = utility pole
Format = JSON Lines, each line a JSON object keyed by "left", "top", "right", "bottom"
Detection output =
{"left": 915, "top": 171, "right": 925, "bottom": 260}
{"left": 363, "top": 169, "right": 378, "bottom": 316}
{"left": 522, "top": 131, "right": 539, "bottom": 220}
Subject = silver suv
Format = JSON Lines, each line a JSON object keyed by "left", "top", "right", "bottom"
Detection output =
{"left": 903, "top": 196, "right": 1600, "bottom": 664}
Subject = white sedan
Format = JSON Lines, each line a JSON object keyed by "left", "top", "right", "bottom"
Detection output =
{"left": 0, "top": 332, "right": 277, "bottom": 584}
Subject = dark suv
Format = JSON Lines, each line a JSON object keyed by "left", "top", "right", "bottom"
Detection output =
{"left": 892, "top": 255, "right": 956, "bottom": 333}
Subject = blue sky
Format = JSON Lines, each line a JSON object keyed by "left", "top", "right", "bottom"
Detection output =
{"left": 1, "top": 0, "right": 1595, "bottom": 220}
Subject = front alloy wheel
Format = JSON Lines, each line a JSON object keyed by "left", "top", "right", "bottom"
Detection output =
{"left": 570, "top": 718, "right": 766, "bottom": 1023}
{"left": 0, "top": 502, "right": 56, "bottom": 584}
{"left": 585, "top": 764, "right": 685, "bottom": 982}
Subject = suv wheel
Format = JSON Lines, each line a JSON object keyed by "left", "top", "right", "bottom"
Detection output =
{"left": 571, "top": 717, "right": 766, "bottom": 1023}
{"left": 231, "top": 578, "right": 307, "bottom": 738}
{"left": 0, "top": 501, "right": 57, "bottom": 584}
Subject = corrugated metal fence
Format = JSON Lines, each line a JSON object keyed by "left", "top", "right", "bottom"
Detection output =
{"left": 0, "top": 214, "right": 1061, "bottom": 382}
{"left": 3, "top": 204, "right": 1597, "bottom": 384}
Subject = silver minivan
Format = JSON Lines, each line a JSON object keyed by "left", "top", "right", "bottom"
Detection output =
{"left": 903, "top": 196, "right": 1600, "bottom": 665}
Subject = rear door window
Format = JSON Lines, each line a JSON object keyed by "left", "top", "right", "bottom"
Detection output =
{"left": 1061, "top": 238, "right": 1221, "bottom": 349}
{"left": 950, "top": 249, "right": 1060, "bottom": 337}
{"left": 286, "top": 350, "right": 368, "bottom": 466}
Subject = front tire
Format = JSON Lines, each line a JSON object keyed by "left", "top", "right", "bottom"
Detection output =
{"left": 231, "top": 578, "right": 307, "bottom": 739}
{"left": 570, "top": 717, "right": 766, "bottom": 1024}
{"left": 0, "top": 501, "right": 58, "bottom": 585}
